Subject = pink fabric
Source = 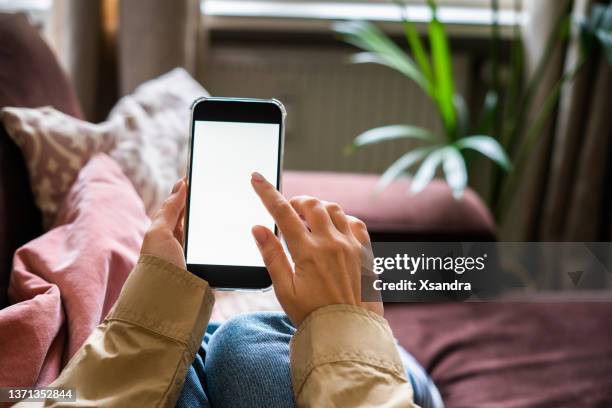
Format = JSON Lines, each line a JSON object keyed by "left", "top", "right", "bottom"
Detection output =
{"left": 0, "top": 154, "right": 148, "bottom": 388}
{"left": 283, "top": 171, "right": 495, "bottom": 235}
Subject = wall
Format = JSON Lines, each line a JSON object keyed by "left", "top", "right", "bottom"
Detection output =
{"left": 202, "top": 43, "right": 471, "bottom": 175}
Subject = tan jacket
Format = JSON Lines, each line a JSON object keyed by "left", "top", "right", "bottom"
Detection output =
{"left": 18, "top": 255, "right": 416, "bottom": 407}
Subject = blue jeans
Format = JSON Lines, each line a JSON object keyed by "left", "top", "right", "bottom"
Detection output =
{"left": 177, "top": 312, "right": 443, "bottom": 408}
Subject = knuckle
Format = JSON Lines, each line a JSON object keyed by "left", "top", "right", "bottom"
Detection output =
{"left": 289, "top": 195, "right": 308, "bottom": 204}
{"left": 325, "top": 202, "right": 342, "bottom": 213}
{"left": 351, "top": 217, "right": 367, "bottom": 231}
{"left": 302, "top": 196, "right": 320, "bottom": 209}
{"left": 271, "top": 199, "right": 292, "bottom": 217}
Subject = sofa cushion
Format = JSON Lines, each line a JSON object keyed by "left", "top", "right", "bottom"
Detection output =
{"left": 385, "top": 297, "right": 612, "bottom": 407}
{"left": 282, "top": 171, "right": 496, "bottom": 241}
{"left": 0, "top": 13, "right": 84, "bottom": 309}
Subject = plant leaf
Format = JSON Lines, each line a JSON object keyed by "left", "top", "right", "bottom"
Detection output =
{"left": 403, "top": 21, "right": 433, "bottom": 82}
{"left": 410, "top": 147, "right": 446, "bottom": 194}
{"left": 427, "top": 1, "right": 457, "bottom": 138}
{"left": 393, "top": 0, "right": 434, "bottom": 83}
{"left": 348, "top": 52, "right": 427, "bottom": 90}
{"left": 348, "top": 125, "right": 437, "bottom": 153}
{"left": 454, "top": 94, "right": 470, "bottom": 137}
{"left": 334, "top": 21, "right": 431, "bottom": 93}
{"left": 456, "top": 135, "right": 512, "bottom": 171}
{"left": 376, "top": 146, "right": 434, "bottom": 193}
{"left": 477, "top": 90, "right": 499, "bottom": 134}
{"left": 442, "top": 147, "right": 467, "bottom": 198}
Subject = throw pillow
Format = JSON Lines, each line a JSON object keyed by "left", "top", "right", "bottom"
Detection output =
{"left": 0, "top": 68, "right": 208, "bottom": 228}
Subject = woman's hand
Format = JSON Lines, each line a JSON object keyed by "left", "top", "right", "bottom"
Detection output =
{"left": 141, "top": 178, "right": 187, "bottom": 269}
{"left": 250, "top": 172, "right": 383, "bottom": 327}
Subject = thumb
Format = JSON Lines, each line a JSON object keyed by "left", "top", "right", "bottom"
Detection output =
{"left": 154, "top": 179, "right": 186, "bottom": 229}
{"left": 251, "top": 225, "right": 294, "bottom": 300}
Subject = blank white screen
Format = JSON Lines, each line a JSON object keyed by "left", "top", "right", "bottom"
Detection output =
{"left": 186, "top": 120, "right": 280, "bottom": 267}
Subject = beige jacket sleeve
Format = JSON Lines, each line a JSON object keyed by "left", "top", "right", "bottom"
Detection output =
{"left": 17, "top": 256, "right": 415, "bottom": 408}
{"left": 17, "top": 255, "right": 215, "bottom": 408}
{"left": 290, "top": 304, "right": 419, "bottom": 408}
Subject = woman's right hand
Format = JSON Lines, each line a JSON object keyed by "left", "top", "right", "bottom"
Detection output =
{"left": 250, "top": 172, "right": 382, "bottom": 327}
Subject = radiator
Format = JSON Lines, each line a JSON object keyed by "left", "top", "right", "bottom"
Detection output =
{"left": 201, "top": 44, "right": 470, "bottom": 174}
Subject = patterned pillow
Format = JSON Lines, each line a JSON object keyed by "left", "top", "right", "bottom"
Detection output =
{"left": 1, "top": 68, "right": 208, "bottom": 228}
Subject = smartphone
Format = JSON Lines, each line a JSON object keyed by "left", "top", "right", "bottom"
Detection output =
{"left": 184, "top": 97, "right": 285, "bottom": 290}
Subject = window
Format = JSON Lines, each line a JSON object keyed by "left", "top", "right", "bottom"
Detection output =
{"left": 0, "top": 0, "right": 52, "bottom": 13}
{"left": 201, "top": 0, "right": 523, "bottom": 28}
{"left": 0, "top": 0, "right": 52, "bottom": 27}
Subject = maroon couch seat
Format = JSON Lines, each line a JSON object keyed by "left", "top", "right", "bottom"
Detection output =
{"left": 283, "top": 171, "right": 496, "bottom": 242}
{"left": 385, "top": 298, "right": 612, "bottom": 407}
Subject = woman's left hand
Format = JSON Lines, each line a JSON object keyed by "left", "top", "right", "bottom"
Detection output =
{"left": 141, "top": 178, "right": 187, "bottom": 269}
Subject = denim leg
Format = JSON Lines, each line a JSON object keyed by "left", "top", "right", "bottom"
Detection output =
{"left": 176, "top": 322, "right": 221, "bottom": 408}
{"left": 204, "top": 312, "right": 296, "bottom": 408}
{"left": 398, "top": 346, "right": 445, "bottom": 408}
{"left": 179, "top": 312, "right": 443, "bottom": 408}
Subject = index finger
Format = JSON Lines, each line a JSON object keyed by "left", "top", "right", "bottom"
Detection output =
{"left": 251, "top": 172, "right": 308, "bottom": 246}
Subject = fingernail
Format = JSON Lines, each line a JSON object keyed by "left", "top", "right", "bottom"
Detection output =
{"left": 251, "top": 172, "right": 265, "bottom": 183}
{"left": 172, "top": 179, "right": 183, "bottom": 193}
{"left": 252, "top": 226, "right": 268, "bottom": 246}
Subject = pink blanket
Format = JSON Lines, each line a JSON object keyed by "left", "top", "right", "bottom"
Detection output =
{"left": 0, "top": 153, "right": 283, "bottom": 391}
{"left": 0, "top": 154, "right": 149, "bottom": 387}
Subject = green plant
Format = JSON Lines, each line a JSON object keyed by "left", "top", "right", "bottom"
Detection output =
{"left": 335, "top": 0, "right": 511, "bottom": 200}
{"left": 335, "top": 0, "right": 612, "bottom": 219}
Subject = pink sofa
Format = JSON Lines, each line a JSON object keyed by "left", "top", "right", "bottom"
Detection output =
{"left": 283, "top": 171, "right": 495, "bottom": 242}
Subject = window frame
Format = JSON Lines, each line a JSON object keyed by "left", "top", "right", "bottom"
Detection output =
{"left": 201, "top": 0, "right": 524, "bottom": 38}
